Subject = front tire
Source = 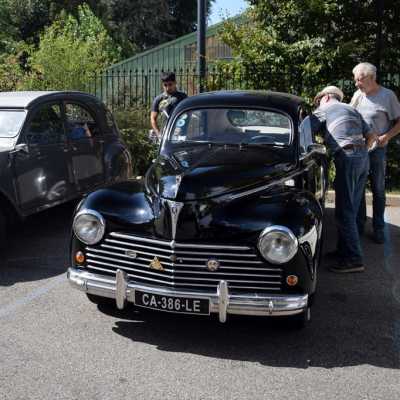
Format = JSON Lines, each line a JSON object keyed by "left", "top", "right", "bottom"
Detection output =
{"left": 291, "top": 306, "right": 311, "bottom": 329}
{"left": 0, "top": 210, "right": 6, "bottom": 250}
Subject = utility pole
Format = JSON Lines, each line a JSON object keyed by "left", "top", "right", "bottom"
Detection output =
{"left": 197, "top": 0, "right": 206, "bottom": 93}
{"left": 375, "top": 0, "right": 384, "bottom": 80}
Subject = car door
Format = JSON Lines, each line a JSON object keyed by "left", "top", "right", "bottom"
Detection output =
{"left": 299, "top": 114, "right": 326, "bottom": 201}
{"left": 64, "top": 101, "right": 105, "bottom": 193}
{"left": 12, "top": 101, "right": 74, "bottom": 212}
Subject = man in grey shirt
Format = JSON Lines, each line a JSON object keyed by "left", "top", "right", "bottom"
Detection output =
{"left": 311, "top": 86, "right": 376, "bottom": 273}
{"left": 351, "top": 62, "right": 400, "bottom": 243}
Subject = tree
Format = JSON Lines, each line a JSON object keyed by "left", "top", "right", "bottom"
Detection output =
{"left": 95, "top": 0, "right": 214, "bottom": 57}
{"left": 20, "top": 4, "right": 120, "bottom": 90}
{"left": 220, "top": 0, "right": 400, "bottom": 102}
{"left": 0, "top": 0, "right": 215, "bottom": 58}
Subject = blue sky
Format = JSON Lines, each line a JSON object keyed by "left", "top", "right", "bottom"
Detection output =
{"left": 209, "top": 0, "right": 248, "bottom": 26}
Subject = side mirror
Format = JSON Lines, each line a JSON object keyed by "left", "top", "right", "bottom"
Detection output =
{"left": 307, "top": 143, "right": 326, "bottom": 155}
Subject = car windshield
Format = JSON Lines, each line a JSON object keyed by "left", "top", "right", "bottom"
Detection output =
{"left": 169, "top": 108, "right": 292, "bottom": 146}
{"left": 0, "top": 110, "right": 26, "bottom": 138}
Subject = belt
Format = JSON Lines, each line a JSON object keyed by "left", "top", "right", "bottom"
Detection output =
{"left": 341, "top": 144, "right": 366, "bottom": 150}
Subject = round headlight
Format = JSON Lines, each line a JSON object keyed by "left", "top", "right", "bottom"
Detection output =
{"left": 258, "top": 226, "right": 298, "bottom": 264}
{"left": 73, "top": 209, "right": 105, "bottom": 245}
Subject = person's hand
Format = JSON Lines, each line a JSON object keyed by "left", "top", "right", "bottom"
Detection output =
{"left": 377, "top": 134, "right": 390, "bottom": 147}
{"left": 366, "top": 133, "right": 378, "bottom": 150}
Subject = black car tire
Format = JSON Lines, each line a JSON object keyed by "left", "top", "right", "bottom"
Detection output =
{"left": 0, "top": 210, "right": 6, "bottom": 250}
{"left": 86, "top": 293, "right": 116, "bottom": 307}
{"left": 291, "top": 306, "right": 311, "bottom": 329}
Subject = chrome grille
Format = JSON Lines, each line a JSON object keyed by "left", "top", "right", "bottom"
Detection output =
{"left": 84, "top": 232, "right": 283, "bottom": 293}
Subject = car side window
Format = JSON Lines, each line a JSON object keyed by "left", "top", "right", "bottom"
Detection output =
{"left": 299, "top": 116, "right": 314, "bottom": 155}
{"left": 65, "top": 103, "right": 99, "bottom": 140}
{"left": 26, "top": 103, "right": 64, "bottom": 145}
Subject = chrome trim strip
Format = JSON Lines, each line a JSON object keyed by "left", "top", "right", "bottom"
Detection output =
{"left": 298, "top": 225, "right": 318, "bottom": 256}
{"left": 85, "top": 260, "right": 281, "bottom": 284}
{"left": 104, "top": 240, "right": 174, "bottom": 254}
{"left": 166, "top": 200, "right": 184, "bottom": 240}
{"left": 227, "top": 170, "right": 302, "bottom": 201}
{"left": 102, "top": 243, "right": 257, "bottom": 258}
{"left": 217, "top": 280, "right": 229, "bottom": 323}
{"left": 88, "top": 254, "right": 282, "bottom": 272}
{"left": 89, "top": 248, "right": 263, "bottom": 265}
{"left": 68, "top": 267, "right": 308, "bottom": 320}
{"left": 116, "top": 269, "right": 127, "bottom": 309}
{"left": 109, "top": 232, "right": 251, "bottom": 251}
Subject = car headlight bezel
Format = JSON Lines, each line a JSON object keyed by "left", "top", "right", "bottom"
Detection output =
{"left": 73, "top": 209, "right": 105, "bottom": 245}
{"left": 257, "top": 225, "right": 298, "bottom": 265}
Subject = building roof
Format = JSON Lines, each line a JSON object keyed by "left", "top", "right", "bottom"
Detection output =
{"left": 0, "top": 91, "right": 98, "bottom": 109}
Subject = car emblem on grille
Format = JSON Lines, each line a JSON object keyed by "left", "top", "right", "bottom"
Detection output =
{"left": 150, "top": 256, "right": 164, "bottom": 271}
{"left": 125, "top": 250, "right": 137, "bottom": 259}
{"left": 166, "top": 200, "right": 184, "bottom": 240}
{"left": 206, "top": 259, "right": 220, "bottom": 272}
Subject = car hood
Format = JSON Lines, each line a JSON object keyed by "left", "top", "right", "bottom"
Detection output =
{"left": 146, "top": 145, "right": 295, "bottom": 201}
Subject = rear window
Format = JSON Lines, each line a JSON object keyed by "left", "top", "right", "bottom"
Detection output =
{"left": 0, "top": 110, "right": 26, "bottom": 138}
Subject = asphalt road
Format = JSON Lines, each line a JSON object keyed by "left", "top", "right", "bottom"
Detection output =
{"left": 1, "top": 201, "right": 400, "bottom": 400}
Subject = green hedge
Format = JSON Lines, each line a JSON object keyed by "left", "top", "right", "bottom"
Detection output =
{"left": 114, "top": 107, "right": 157, "bottom": 176}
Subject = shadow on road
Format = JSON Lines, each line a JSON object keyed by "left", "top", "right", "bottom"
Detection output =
{"left": 0, "top": 201, "right": 76, "bottom": 286}
{"left": 108, "top": 207, "right": 400, "bottom": 369}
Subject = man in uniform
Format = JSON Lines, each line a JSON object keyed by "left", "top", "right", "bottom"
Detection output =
{"left": 150, "top": 71, "right": 187, "bottom": 141}
{"left": 311, "top": 86, "right": 376, "bottom": 273}
{"left": 351, "top": 62, "right": 400, "bottom": 244}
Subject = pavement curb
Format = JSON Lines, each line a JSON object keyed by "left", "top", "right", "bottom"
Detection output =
{"left": 326, "top": 190, "right": 400, "bottom": 207}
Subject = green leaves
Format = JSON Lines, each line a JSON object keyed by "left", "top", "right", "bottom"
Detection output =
{"left": 19, "top": 4, "right": 121, "bottom": 91}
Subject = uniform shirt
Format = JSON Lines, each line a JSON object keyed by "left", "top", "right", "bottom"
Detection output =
{"left": 351, "top": 87, "right": 400, "bottom": 135}
{"left": 310, "top": 100, "right": 371, "bottom": 154}
{"left": 151, "top": 90, "right": 187, "bottom": 117}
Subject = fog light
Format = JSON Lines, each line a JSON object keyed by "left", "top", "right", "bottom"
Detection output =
{"left": 75, "top": 251, "right": 85, "bottom": 264}
{"left": 286, "top": 275, "right": 298, "bottom": 286}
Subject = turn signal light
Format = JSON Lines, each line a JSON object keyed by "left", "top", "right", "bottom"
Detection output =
{"left": 75, "top": 251, "right": 85, "bottom": 264}
{"left": 286, "top": 275, "right": 298, "bottom": 286}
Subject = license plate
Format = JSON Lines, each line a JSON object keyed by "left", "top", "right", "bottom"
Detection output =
{"left": 134, "top": 290, "right": 210, "bottom": 315}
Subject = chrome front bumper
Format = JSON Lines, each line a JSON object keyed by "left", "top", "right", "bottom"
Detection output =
{"left": 67, "top": 267, "right": 308, "bottom": 323}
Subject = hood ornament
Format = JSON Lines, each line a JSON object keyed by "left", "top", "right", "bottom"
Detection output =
{"left": 166, "top": 200, "right": 184, "bottom": 240}
{"left": 149, "top": 257, "right": 164, "bottom": 271}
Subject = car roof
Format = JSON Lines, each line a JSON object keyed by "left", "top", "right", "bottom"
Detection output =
{"left": 173, "top": 90, "right": 304, "bottom": 119}
{"left": 0, "top": 91, "right": 101, "bottom": 109}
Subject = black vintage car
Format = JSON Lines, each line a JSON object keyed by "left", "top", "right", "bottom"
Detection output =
{"left": 68, "top": 91, "right": 327, "bottom": 327}
{"left": 0, "top": 91, "right": 132, "bottom": 245}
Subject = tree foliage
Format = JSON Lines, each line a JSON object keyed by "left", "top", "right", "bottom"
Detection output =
{"left": 220, "top": 0, "right": 400, "bottom": 102}
{"left": 20, "top": 4, "right": 120, "bottom": 90}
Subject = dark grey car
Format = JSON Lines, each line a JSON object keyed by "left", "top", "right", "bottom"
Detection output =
{"left": 0, "top": 91, "right": 132, "bottom": 244}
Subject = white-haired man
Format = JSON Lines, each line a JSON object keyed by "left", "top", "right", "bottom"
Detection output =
{"left": 311, "top": 86, "right": 376, "bottom": 273}
{"left": 351, "top": 62, "right": 400, "bottom": 244}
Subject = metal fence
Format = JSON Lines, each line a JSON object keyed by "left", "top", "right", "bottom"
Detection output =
{"left": 87, "top": 68, "right": 255, "bottom": 110}
{"left": 87, "top": 68, "right": 400, "bottom": 110}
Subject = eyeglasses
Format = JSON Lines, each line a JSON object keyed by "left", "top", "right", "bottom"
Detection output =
{"left": 354, "top": 75, "right": 370, "bottom": 83}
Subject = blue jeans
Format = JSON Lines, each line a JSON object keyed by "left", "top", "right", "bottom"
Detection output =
{"left": 334, "top": 148, "right": 369, "bottom": 264}
{"left": 357, "top": 147, "right": 387, "bottom": 232}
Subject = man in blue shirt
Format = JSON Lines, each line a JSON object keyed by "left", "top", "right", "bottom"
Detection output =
{"left": 311, "top": 86, "right": 376, "bottom": 273}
